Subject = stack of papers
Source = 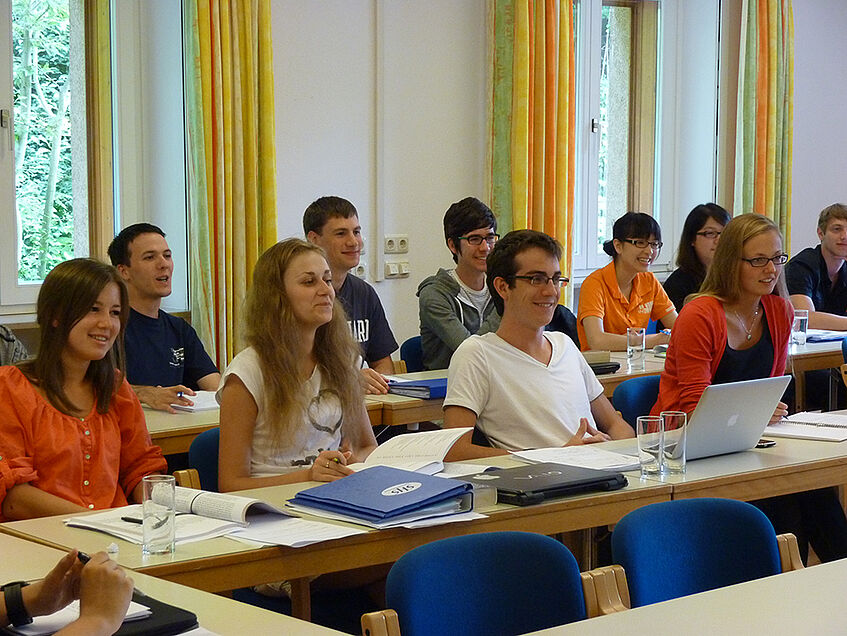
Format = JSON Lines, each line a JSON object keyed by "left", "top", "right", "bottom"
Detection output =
{"left": 10, "top": 600, "right": 150, "bottom": 635}
{"left": 512, "top": 446, "right": 641, "bottom": 471}
{"left": 170, "top": 390, "right": 220, "bottom": 412}
{"left": 805, "top": 329, "right": 847, "bottom": 343}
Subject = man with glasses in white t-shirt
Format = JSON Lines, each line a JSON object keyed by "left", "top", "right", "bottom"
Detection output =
{"left": 443, "top": 229, "right": 634, "bottom": 461}
{"left": 417, "top": 197, "right": 502, "bottom": 370}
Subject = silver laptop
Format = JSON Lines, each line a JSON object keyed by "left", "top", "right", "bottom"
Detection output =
{"left": 681, "top": 375, "right": 791, "bottom": 460}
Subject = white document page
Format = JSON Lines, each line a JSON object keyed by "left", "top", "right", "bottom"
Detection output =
{"left": 170, "top": 390, "right": 220, "bottom": 412}
{"left": 512, "top": 446, "right": 639, "bottom": 471}
{"left": 229, "top": 514, "right": 366, "bottom": 547}
{"left": 347, "top": 427, "right": 473, "bottom": 473}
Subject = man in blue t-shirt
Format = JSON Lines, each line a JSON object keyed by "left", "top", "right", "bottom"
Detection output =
{"left": 108, "top": 223, "right": 220, "bottom": 412}
{"left": 304, "top": 196, "right": 398, "bottom": 394}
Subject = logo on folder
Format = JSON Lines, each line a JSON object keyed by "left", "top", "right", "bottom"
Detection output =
{"left": 381, "top": 482, "right": 422, "bottom": 497}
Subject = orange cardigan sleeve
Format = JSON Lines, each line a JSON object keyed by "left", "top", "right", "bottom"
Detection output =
{"left": 113, "top": 380, "right": 167, "bottom": 498}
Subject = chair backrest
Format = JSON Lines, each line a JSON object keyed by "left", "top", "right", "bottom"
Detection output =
{"left": 386, "top": 531, "right": 587, "bottom": 636}
{"left": 612, "top": 375, "right": 661, "bottom": 428}
{"left": 841, "top": 336, "right": 847, "bottom": 363}
{"left": 188, "top": 427, "right": 221, "bottom": 492}
{"left": 400, "top": 336, "right": 424, "bottom": 373}
{"left": 612, "top": 498, "right": 782, "bottom": 607}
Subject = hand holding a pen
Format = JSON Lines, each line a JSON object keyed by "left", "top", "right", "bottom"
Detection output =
{"left": 132, "top": 384, "right": 195, "bottom": 413}
{"left": 309, "top": 449, "right": 354, "bottom": 482}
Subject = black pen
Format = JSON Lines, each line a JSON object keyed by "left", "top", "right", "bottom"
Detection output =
{"left": 121, "top": 516, "right": 143, "bottom": 524}
{"left": 77, "top": 551, "right": 91, "bottom": 564}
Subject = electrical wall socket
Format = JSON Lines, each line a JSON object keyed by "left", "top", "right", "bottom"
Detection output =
{"left": 353, "top": 262, "right": 368, "bottom": 279}
{"left": 384, "top": 260, "right": 410, "bottom": 278}
{"left": 384, "top": 234, "right": 409, "bottom": 254}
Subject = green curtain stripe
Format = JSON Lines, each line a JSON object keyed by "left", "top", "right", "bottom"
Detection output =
{"left": 490, "top": 0, "right": 515, "bottom": 234}
{"left": 183, "top": 0, "right": 216, "bottom": 359}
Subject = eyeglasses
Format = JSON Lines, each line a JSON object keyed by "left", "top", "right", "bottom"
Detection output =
{"left": 458, "top": 233, "right": 500, "bottom": 246}
{"left": 695, "top": 230, "right": 722, "bottom": 239}
{"left": 740, "top": 254, "right": 789, "bottom": 267}
{"left": 512, "top": 274, "right": 570, "bottom": 288}
{"left": 622, "top": 238, "right": 663, "bottom": 251}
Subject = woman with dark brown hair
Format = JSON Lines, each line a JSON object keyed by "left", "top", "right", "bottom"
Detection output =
{"left": 0, "top": 258, "right": 166, "bottom": 521}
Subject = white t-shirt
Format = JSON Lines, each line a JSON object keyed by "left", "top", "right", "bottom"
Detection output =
{"left": 450, "top": 269, "right": 490, "bottom": 317}
{"left": 218, "top": 347, "right": 343, "bottom": 477}
{"left": 444, "top": 332, "right": 604, "bottom": 450}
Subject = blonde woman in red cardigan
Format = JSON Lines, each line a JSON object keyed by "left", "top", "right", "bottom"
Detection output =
{"left": 654, "top": 213, "right": 847, "bottom": 563}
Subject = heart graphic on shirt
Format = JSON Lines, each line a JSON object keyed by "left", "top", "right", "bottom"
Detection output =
{"left": 307, "top": 389, "right": 343, "bottom": 434}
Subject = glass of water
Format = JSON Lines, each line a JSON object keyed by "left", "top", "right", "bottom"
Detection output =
{"left": 636, "top": 415, "right": 663, "bottom": 476}
{"left": 627, "top": 327, "right": 646, "bottom": 371}
{"left": 660, "top": 411, "right": 687, "bottom": 474}
{"left": 792, "top": 309, "right": 809, "bottom": 345}
{"left": 142, "top": 474, "right": 176, "bottom": 555}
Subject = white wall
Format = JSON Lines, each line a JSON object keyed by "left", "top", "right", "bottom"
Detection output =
{"left": 271, "top": 0, "right": 486, "bottom": 347}
{"left": 791, "top": 1, "right": 847, "bottom": 251}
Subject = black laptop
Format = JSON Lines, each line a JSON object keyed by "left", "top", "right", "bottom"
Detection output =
{"left": 462, "top": 462, "right": 627, "bottom": 506}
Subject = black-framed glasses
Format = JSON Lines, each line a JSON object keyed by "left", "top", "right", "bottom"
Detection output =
{"left": 622, "top": 238, "right": 663, "bottom": 251}
{"left": 741, "top": 254, "right": 789, "bottom": 267}
{"left": 512, "top": 274, "right": 570, "bottom": 288}
{"left": 695, "top": 230, "right": 722, "bottom": 239}
{"left": 458, "top": 233, "right": 500, "bottom": 246}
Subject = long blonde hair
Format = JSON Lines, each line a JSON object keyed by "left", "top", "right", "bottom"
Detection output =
{"left": 696, "top": 213, "right": 788, "bottom": 303}
{"left": 243, "top": 239, "right": 364, "bottom": 448}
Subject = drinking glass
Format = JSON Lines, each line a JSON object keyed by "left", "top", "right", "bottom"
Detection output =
{"left": 792, "top": 309, "right": 809, "bottom": 346}
{"left": 627, "top": 327, "right": 646, "bottom": 371}
{"left": 142, "top": 474, "right": 176, "bottom": 555}
{"left": 636, "top": 415, "right": 663, "bottom": 476}
{"left": 660, "top": 411, "right": 687, "bottom": 474}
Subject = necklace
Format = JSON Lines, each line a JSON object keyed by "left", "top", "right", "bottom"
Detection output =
{"left": 733, "top": 306, "right": 760, "bottom": 341}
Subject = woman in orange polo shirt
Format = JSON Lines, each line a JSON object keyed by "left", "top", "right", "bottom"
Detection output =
{"left": 0, "top": 259, "right": 167, "bottom": 521}
{"left": 577, "top": 212, "right": 677, "bottom": 351}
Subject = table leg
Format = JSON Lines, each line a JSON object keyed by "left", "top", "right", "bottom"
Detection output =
{"left": 795, "top": 371, "right": 806, "bottom": 412}
{"left": 290, "top": 578, "right": 312, "bottom": 621}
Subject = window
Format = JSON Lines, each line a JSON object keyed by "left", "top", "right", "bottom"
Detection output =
{"left": 0, "top": 0, "right": 188, "bottom": 314}
{"left": 0, "top": 0, "right": 86, "bottom": 307}
{"left": 572, "top": 0, "right": 721, "bottom": 279}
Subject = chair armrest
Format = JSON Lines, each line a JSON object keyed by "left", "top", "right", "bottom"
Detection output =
{"left": 362, "top": 609, "right": 400, "bottom": 636}
{"left": 777, "top": 533, "right": 805, "bottom": 571}
{"left": 581, "top": 564, "right": 630, "bottom": 617}
{"left": 173, "top": 468, "right": 201, "bottom": 489}
{"left": 393, "top": 360, "right": 408, "bottom": 374}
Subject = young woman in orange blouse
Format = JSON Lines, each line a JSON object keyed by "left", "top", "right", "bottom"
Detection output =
{"left": 0, "top": 259, "right": 166, "bottom": 521}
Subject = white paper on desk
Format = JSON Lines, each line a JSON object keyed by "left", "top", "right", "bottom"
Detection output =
{"left": 512, "top": 446, "right": 640, "bottom": 471}
{"left": 347, "top": 427, "right": 472, "bottom": 475}
{"left": 229, "top": 514, "right": 366, "bottom": 547}
{"left": 171, "top": 390, "right": 220, "bottom": 412}
{"left": 435, "top": 462, "right": 498, "bottom": 478}
{"left": 10, "top": 600, "right": 150, "bottom": 635}
{"left": 286, "top": 496, "right": 476, "bottom": 530}
{"left": 65, "top": 504, "right": 242, "bottom": 544}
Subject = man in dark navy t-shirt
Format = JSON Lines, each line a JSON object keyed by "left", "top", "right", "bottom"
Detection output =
{"left": 786, "top": 203, "right": 847, "bottom": 330}
{"left": 304, "top": 196, "right": 398, "bottom": 394}
{"left": 108, "top": 223, "right": 220, "bottom": 412}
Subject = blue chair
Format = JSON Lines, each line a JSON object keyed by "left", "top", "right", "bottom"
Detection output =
{"left": 612, "top": 498, "right": 801, "bottom": 608}
{"left": 188, "top": 427, "right": 220, "bottom": 492}
{"left": 374, "top": 532, "right": 590, "bottom": 636}
{"left": 612, "top": 375, "right": 660, "bottom": 428}
{"left": 400, "top": 336, "right": 424, "bottom": 373}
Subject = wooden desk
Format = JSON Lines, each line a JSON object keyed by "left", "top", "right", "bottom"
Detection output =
{"left": 790, "top": 339, "right": 844, "bottom": 410}
{"left": 144, "top": 407, "right": 219, "bottom": 456}
{"left": 366, "top": 357, "right": 667, "bottom": 426}
{"left": 0, "top": 533, "right": 343, "bottom": 635}
{"left": 597, "top": 352, "right": 665, "bottom": 397}
{"left": 606, "top": 436, "right": 847, "bottom": 501}
{"left": 531, "top": 557, "right": 847, "bottom": 635}
{"left": 0, "top": 458, "right": 670, "bottom": 620}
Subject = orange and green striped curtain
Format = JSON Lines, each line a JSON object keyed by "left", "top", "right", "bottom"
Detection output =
{"left": 734, "top": 0, "right": 794, "bottom": 246}
{"left": 489, "top": 0, "right": 577, "bottom": 299}
{"left": 183, "top": 0, "right": 278, "bottom": 368}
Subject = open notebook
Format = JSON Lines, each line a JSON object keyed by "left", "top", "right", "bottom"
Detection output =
{"left": 765, "top": 412, "right": 847, "bottom": 442}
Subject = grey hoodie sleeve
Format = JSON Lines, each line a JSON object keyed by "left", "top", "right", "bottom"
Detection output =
{"left": 418, "top": 282, "right": 475, "bottom": 354}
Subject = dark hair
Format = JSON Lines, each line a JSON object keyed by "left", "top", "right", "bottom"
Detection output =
{"left": 303, "top": 196, "right": 358, "bottom": 235}
{"left": 443, "top": 197, "right": 497, "bottom": 264}
{"left": 486, "top": 230, "right": 563, "bottom": 316}
{"left": 675, "top": 203, "right": 731, "bottom": 278}
{"left": 107, "top": 223, "right": 166, "bottom": 267}
{"left": 602, "top": 212, "right": 661, "bottom": 259}
{"left": 18, "top": 258, "right": 128, "bottom": 415}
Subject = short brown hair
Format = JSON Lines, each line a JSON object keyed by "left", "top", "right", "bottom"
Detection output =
{"left": 817, "top": 203, "right": 847, "bottom": 233}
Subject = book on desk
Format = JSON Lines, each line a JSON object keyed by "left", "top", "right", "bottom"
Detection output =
{"left": 387, "top": 377, "right": 447, "bottom": 399}
{"left": 765, "top": 412, "right": 847, "bottom": 442}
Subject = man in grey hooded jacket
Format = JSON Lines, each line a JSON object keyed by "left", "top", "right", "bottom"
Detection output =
{"left": 417, "top": 198, "right": 501, "bottom": 370}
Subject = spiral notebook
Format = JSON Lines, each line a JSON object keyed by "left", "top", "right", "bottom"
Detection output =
{"left": 765, "top": 412, "right": 847, "bottom": 442}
